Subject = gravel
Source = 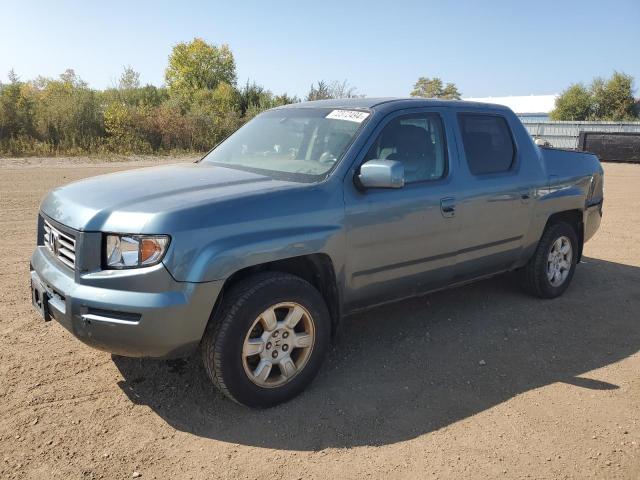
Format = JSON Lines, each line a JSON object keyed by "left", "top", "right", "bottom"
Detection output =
{"left": 0, "top": 158, "right": 639, "bottom": 479}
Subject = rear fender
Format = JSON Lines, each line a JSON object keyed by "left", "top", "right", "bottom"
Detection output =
{"left": 518, "top": 177, "right": 587, "bottom": 267}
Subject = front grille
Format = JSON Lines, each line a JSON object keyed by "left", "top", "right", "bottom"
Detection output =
{"left": 43, "top": 219, "right": 76, "bottom": 269}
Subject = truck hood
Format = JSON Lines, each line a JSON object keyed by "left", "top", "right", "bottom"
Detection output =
{"left": 40, "top": 163, "right": 301, "bottom": 232}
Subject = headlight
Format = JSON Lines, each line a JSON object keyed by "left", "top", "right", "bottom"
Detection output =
{"left": 104, "top": 234, "right": 170, "bottom": 269}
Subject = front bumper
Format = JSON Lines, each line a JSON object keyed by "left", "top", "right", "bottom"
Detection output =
{"left": 30, "top": 246, "right": 223, "bottom": 358}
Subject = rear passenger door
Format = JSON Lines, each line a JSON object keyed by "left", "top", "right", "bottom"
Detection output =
{"left": 453, "top": 112, "right": 534, "bottom": 281}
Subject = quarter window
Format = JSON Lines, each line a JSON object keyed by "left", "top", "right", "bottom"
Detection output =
{"left": 364, "top": 113, "right": 447, "bottom": 183}
{"left": 458, "top": 114, "right": 515, "bottom": 175}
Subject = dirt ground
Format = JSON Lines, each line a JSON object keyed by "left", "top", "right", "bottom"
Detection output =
{"left": 1, "top": 157, "right": 639, "bottom": 480}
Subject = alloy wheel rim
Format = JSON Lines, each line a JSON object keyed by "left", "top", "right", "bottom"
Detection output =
{"left": 546, "top": 235, "right": 572, "bottom": 287}
{"left": 242, "top": 302, "right": 315, "bottom": 388}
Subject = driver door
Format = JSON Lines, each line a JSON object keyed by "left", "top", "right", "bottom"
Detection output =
{"left": 343, "top": 108, "right": 461, "bottom": 311}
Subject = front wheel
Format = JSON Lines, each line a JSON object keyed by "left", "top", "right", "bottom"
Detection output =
{"left": 519, "top": 221, "right": 579, "bottom": 298}
{"left": 201, "top": 272, "right": 331, "bottom": 408}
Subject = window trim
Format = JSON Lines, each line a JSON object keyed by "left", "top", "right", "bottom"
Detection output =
{"left": 456, "top": 112, "right": 518, "bottom": 177}
{"left": 359, "top": 111, "right": 450, "bottom": 186}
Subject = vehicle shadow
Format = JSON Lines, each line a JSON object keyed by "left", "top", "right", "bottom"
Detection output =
{"left": 113, "top": 257, "right": 640, "bottom": 450}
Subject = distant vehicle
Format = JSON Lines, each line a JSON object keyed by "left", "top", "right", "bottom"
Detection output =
{"left": 30, "top": 98, "right": 604, "bottom": 407}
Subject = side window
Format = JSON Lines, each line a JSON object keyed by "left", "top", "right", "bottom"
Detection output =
{"left": 458, "top": 114, "right": 515, "bottom": 175}
{"left": 364, "top": 113, "right": 447, "bottom": 183}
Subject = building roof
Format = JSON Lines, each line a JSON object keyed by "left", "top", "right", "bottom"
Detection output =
{"left": 463, "top": 95, "right": 558, "bottom": 114}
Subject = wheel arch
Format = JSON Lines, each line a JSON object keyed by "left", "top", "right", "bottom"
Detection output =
{"left": 544, "top": 209, "right": 584, "bottom": 261}
{"left": 209, "top": 254, "right": 341, "bottom": 336}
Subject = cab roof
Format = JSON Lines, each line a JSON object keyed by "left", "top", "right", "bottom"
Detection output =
{"left": 274, "top": 97, "right": 513, "bottom": 114}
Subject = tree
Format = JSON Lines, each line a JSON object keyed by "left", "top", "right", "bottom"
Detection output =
{"left": 590, "top": 72, "right": 636, "bottom": 121}
{"left": 104, "top": 101, "right": 151, "bottom": 153}
{"left": 441, "top": 82, "right": 461, "bottom": 100}
{"left": 306, "top": 80, "right": 361, "bottom": 101}
{"left": 59, "top": 68, "right": 87, "bottom": 88}
{"left": 238, "top": 81, "right": 270, "bottom": 114}
{"left": 550, "top": 84, "right": 592, "bottom": 121}
{"left": 306, "top": 80, "right": 330, "bottom": 101}
{"left": 551, "top": 72, "right": 638, "bottom": 121}
{"left": 272, "top": 93, "right": 299, "bottom": 107}
{"left": 7, "top": 68, "right": 19, "bottom": 84}
{"left": 165, "top": 38, "right": 236, "bottom": 108}
{"left": 327, "top": 80, "right": 360, "bottom": 99}
{"left": 0, "top": 71, "right": 37, "bottom": 146}
{"left": 235, "top": 80, "right": 298, "bottom": 118}
{"left": 411, "top": 77, "right": 461, "bottom": 99}
{"left": 102, "top": 65, "right": 167, "bottom": 108}
{"left": 118, "top": 66, "right": 140, "bottom": 90}
{"left": 1, "top": 40, "right": 381, "bottom": 156}
{"left": 33, "top": 71, "right": 103, "bottom": 151}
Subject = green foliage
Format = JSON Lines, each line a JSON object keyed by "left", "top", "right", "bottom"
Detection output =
{"left": 550, "top": 84, "right": 592, "bottom": 121}
{"left": 238, "top": 81, "right": 270, "bottom": 115}
{"left": 101, "top": 84, "right": 169, "bottom": 109}
{"left": 0, "top": 39, "right": 336, "bottom": 156}
{"left": 189, "top": 82, "right": 243, "bottom": 147}
{"left": 591, "top": 72, "right": 637, "bottom": 120}
{"left": 273, "top": 93, "right": 299, "bottom": 107}
{"left": 0, "top": 80, "right": 38, "bottom": 155}
{"left": 103, "top": 102, "right": 151, "bottom": 153}
{"left": 551, "top": 72, "right": 638, "bottom": 121}
{"left": 34, "top": 70, "right": 104, "bottom": 152}
{"left": 237, "top": 81, "right": 300, "bottom": 119}
{"left": 0, "top": 78, "right": 36, "bottom": 139}
{"left": 165, "top": 38, "right": 237, "bottom": 108}
{"left": 411, "top": 77, "right": 461, "bottom": 99}
{"left": 1, "top": 69, "right": 106, "bottom": 154}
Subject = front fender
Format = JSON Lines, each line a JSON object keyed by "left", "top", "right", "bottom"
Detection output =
{"left": 164, "top": 224, "right": 343, "bottom": 283}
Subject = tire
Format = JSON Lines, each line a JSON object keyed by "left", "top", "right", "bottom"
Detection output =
{"left": 519, "top": 221, "right": 579, "bottom": 299}
{"left": 201, "top": 271, "right": 331, "bottom": 408}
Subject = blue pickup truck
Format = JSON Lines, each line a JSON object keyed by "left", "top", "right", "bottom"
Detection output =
{"left": 30, "top": 98, "right": 604, "bottom": 407}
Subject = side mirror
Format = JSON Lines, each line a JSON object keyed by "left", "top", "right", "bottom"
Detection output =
{"left": 357, "top": 159, "right": 405, "bottom": 189}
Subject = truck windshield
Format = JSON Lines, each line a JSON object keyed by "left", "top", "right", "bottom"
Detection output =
{"left": 201, "top": 108, "right": 369, "bottom": 180}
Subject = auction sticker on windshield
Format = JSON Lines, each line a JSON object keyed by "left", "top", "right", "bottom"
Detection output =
{"left": 326, "top": 110, "right": 370, "bottom": 123}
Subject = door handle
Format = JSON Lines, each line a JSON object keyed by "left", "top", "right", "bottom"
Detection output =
{"left": 440, "top": 197, "right": 456, "bottom": 218}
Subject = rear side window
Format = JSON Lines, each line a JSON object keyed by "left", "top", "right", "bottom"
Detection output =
{"left": 458, "top": 114, "right": 515, "bottom": 175}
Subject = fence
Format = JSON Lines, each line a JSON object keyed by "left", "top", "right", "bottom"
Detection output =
{"left": 519, "top": 119, "right": 640, "bottom": 149}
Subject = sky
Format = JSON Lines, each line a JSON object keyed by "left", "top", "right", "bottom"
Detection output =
{"left": 1, "top": 0, "right": 639, "bottom": 98}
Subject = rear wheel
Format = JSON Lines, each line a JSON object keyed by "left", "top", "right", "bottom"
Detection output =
{"left": 519, "top": 221, "right": 579, "bottom": 298}
{"left": 201, "top": 272, "right": 331, "bottom": 407}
